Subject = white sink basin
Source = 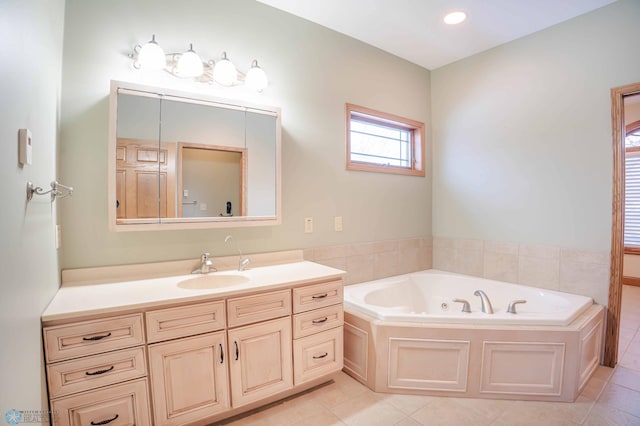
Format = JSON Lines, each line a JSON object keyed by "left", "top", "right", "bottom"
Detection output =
{"left": 177, "top": 273, "right": 250, "bottom": 289}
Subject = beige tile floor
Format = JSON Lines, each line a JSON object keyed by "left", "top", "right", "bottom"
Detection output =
{"left": 221, "top": 285, "right": 640, "bottom": 425}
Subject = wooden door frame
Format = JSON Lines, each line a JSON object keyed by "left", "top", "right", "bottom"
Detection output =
{"left": 605, "top": 81, "right": 640, "bottom": 367}
{"left": 176, "top": 142, "right": 248, "bottom": 218}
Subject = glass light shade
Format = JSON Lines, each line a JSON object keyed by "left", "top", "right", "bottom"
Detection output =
{"left": 213, "top": 54, "right": 237, "bottom": 86}
{"left": 245, "top": 61, "right": 268, "bottom": 91}
{"left": 137, "top": 36, "right": 166, "bottom": 70}
{"left": 176, "top": 45, "right": 203, "bottom": 77}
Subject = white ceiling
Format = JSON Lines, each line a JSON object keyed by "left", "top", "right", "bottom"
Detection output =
{"left": 256, "top": 0, "right": 618, "bottom": 70}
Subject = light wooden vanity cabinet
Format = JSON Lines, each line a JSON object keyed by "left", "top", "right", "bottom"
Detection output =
{"left": 292, "top": 280, "right": 344, "bottom": 384}
{"left": 43, "top": 270, "right": 345, "bottom": 426}
{"left": 42, "top": 314, "right": 151, "bottom": 426}
{"left": 146, "top": 301, "right": 229, "bottom": 425}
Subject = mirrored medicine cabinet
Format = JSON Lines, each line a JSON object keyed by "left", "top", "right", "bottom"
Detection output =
{"left": 108, "top": 81, "right": 281, "bottom": 231}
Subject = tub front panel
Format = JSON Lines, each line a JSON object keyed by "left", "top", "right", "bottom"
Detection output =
{"left": 479, "top": 342, "right": 565, "bottom": 396}
{"left": 344, "top": 304, "right": 605, "bottom": 402}
{"left": 388, "top": 338, "right": 469, "bottom": 392}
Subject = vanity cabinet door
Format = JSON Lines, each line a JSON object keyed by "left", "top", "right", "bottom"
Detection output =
{"left": 228, "top": 317, "right": 293, "bottom": 407}
{"left": 148, "top": 331, "right": 230, "bottom": 425}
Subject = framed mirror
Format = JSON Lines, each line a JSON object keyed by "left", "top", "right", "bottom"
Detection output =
{"left": 108, "top": 81, "right": 281, "bottom": 231}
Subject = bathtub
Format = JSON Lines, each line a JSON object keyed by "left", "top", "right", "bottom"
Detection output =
{"left": 342, "top": 270, "right": 605, "bottom": 402}
{"left": 344, "top": 270, "right": 594, "bottom": 326}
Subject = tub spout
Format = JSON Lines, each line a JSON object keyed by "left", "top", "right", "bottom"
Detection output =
{"left": 473, "top": 290, "right": 494, "bottom": 314}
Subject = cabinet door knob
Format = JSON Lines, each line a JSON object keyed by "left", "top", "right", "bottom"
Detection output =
{"left": 312, "top": 293, "right": 328, "bottom": 299}
{"left": 235, "top": 341, "right": 239, "bottom": 361}
{"left": 313, "top": 352, "right": 329, "bottom": 359}
{"left": 312, "top": 317, "right": 328, "bottom": 324}
{"left": 220, "top": 343, "right": 224, "bottom": 364}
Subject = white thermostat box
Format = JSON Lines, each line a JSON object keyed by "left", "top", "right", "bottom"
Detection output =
{"left": 19, "top": 128, "right": 33, "bottom": 166}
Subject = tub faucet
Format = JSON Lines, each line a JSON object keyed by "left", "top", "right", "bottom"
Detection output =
{"left": 192, "top": 253, "right": 215, "bottom": 274}
{"left": 474, "top": 290, "right": 494, "bottom": 314}
{"left": 507, "top": 299, "right": 527, "bottom": 314}
{"left": 453, "top": 298, "right": 471, "bottom": 313}
{"left": 224, "top": 235, "right": 250, "bottom": 271}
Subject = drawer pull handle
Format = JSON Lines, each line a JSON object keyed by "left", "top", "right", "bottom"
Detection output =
{"left": 85, "top": 365, "right": 114, "bottom": 376}
{"left": 313, "top": 352, "right": 329, "bottom": 359}
{"left": 312, "top": 293, "right": 328, "bottom": 300}
{"left": 91, "top": 414, "right": 119, "bottom": 425}
{"left": 235, "top": 341, "right": 239, "bottom": 361}
{"left": 82, "top": 332, "right": 112, "bottom": 341}
{"left": 312, "top": 317, "right": 328, "bottom": 324}
{"left": 220, "top": 343, "right": 224, "bottom": 364}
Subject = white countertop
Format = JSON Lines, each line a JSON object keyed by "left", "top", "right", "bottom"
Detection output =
{"left": 42, "top": 261, "right": 345, "bottom": 323}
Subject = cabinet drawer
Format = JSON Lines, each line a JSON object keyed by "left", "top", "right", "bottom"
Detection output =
{"left": 51, "top": 378, "right": 151, "bottom": 426}
{"left": 44, "top": 314, "right": 144, "bottom": 363}
{"left": 293, "top": 280, "right": 343, "bottom": 313}
{"left": 293, "top": 327, "right": 343, "bottom": 385}
{"left": 48, "top": 347, "right": 146, "bottom": 398}
{"left": 146, "top": 300, "right": 226, "bottom": 343}
{"left": 227, "top": 289, "right": 291, "bottom": 328}
{"left": 293, "top": 304, "right": 343, "bottom": 339}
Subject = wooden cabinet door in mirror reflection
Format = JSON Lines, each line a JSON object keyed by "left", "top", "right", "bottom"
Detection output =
{"left": 116, "top": 139, "right": 176, "bottom": 219}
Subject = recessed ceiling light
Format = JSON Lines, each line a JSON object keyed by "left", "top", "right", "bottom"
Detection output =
{"left": 444, "top": 11, "right": 467, "bottom": 25}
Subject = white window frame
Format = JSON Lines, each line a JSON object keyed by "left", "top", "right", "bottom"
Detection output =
{"left": 625, "top": 119, "right": 640, "bottom": 253}
{"left": 346, "top": 103, "right": 425, "bottom": 177}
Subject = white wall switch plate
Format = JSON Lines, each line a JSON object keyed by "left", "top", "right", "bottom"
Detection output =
{"left": 183, "top": 189, "right": 189, "bottom": 197}
{"left": 304, "top": 217, "right": 313, "bottom": 233}
{"left": 18, "top": 128, "right": 32, "bottom": 166}
{"left": 200, "top": 203, "right": 207, "bottom": 211}
{"left": 334, "top": 216, "right": 343, "bottom": 232}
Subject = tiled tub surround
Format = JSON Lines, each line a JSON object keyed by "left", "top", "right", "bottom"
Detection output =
{"left": 304, "top": 237, "right": 432, "bottom": 285}
{"left": 432, "top": 237, "right": 610, "bottom": 306}
{"left": 344, "top": 291, "right": 603, "bottom": 402}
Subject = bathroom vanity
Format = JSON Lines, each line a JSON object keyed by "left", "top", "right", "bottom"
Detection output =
{"left": 41, "top": 252, "right": 344, "bottom": 426}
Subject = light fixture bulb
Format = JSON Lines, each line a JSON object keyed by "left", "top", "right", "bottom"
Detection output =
{"left": 444, "top": 11, "right": 467, "bottom": 25}
{"left": 245, "top": 60, "right": 268, "bottom": 92}
{"left": 213, "top": 52, "right": 238, "bottom": 86}
{"left": 137, "top": 35, "right": 166, "bottom": 70}
{"left": 176, "top": 44, "right": 203, "bottom": 77}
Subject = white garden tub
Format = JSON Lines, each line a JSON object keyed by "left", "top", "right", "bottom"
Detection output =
{"left": 342, "top": 270, "right": 604, "bottom": 402}
{"left": 344, "top": 269, "right": 593, "bottom": 326}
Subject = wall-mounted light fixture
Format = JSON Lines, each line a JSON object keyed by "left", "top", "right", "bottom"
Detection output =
{"left": 129, "top": 35, "right": 269, "bottom": 92}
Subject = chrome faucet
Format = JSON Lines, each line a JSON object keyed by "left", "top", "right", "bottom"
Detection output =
{"left": 192, "top": 252, "right": 215, "bottom": 274}
{"left": 224, "top": 235, "right": 250, "bottom": 271}
{"left": 474, "top": 290, "right": 494, "bottom": 314}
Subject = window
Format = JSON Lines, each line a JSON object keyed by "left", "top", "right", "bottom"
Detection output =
{"left": 624, "top": 120, "right": 640, "bottom": 252}
{"left": 346, "top": 103, "right": 425, "bottom": 176}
